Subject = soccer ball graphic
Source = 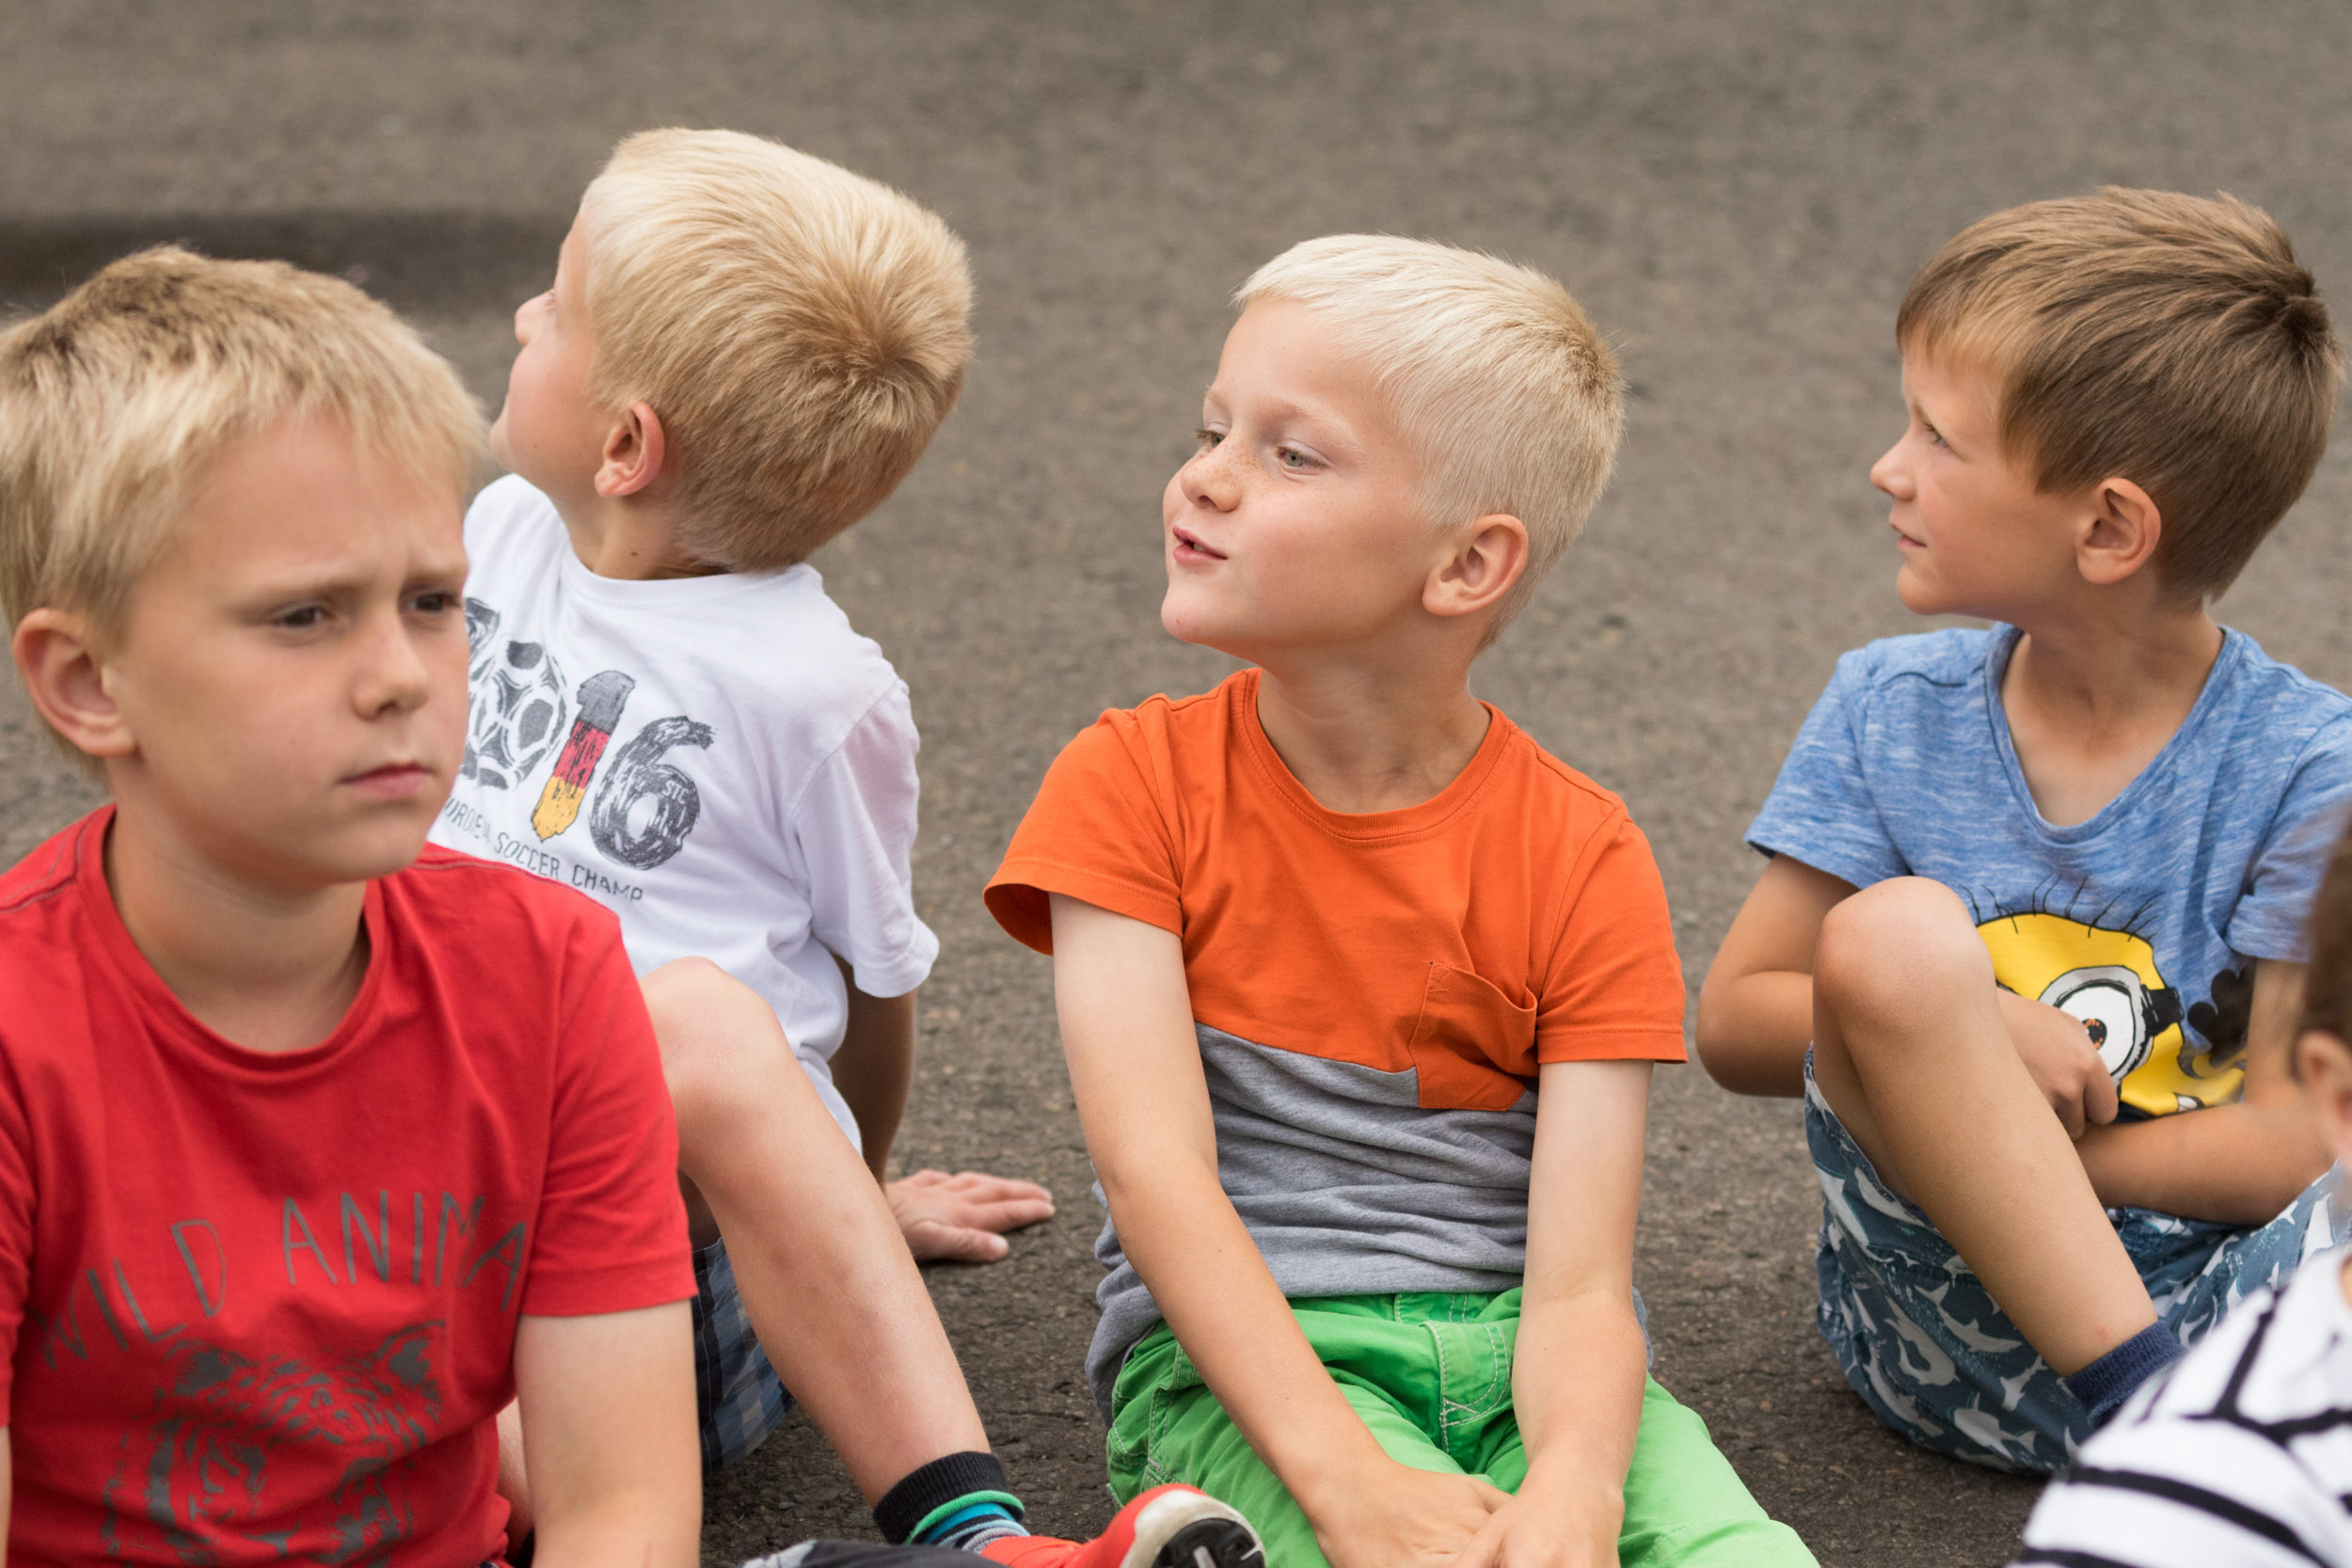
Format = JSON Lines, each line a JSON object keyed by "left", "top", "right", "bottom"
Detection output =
{"left": 462, "top": 613, "right": 570, "bottom": 791}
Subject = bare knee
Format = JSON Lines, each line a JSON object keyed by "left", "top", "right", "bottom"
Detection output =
{"left": 1816, "top": 877, "right": 1992, "bottom": 1037}
{"left": 641, "top": 958, "right": 789, "bottom": 1147}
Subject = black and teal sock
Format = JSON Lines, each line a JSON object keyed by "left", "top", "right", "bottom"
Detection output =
{"left": 2062, "top": 1322, "right": 2184, "bottom": 1429}
{"left": 874, "top": 1451, "right": 1029, "bottom": 1554}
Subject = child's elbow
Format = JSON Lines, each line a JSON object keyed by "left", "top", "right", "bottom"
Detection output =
{"left": 1690, "top": 979, "right": 1744, "bottom": 1088}
{"left": 1692, "top": 975, "right": 1794, "bottom": 1097}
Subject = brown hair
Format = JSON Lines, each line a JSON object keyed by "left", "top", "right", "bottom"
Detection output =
{"left": 1898, "top": 188, "right": 2341, "bottom": 598}
{"left": 579, "top": 130, "right": 974, "bottom": 571}
{"left": 0, "top": 246, "right": 481, "bottom": 641}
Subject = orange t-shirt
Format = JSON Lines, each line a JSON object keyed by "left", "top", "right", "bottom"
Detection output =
{"left": 987, "top": 668, "right": 1687, "bottom": 1106}
{"left": 990, "top": 671, "right": 1685, "bottom": 1406}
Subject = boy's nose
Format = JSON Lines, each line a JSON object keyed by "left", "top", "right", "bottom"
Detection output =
{"left": 1180, "top": 446, "right": 1242, "bottom": 512}
{"left": 1868, "top": 443, "right": 1911, "bottom": 499}
{"left": 357, "top": 617, "right": 437, "bottom": 716}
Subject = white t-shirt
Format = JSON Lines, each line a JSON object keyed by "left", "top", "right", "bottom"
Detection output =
{"left": 2015, "top": 1241, "right": 2352, "bottom": 1566}
{"left": 429, "top": 476, "right": 939, "bottom": 1149}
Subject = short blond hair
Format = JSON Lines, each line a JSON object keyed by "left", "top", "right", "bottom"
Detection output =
{"left": 1236, "top": 235, "right": 1624, "bottom": 631}
{"left": 0, "top": 247, "right": 482, "bottom": 641}
{"left": 1899, "top": 188, "right": 2341, "bottom": 598}
{"left": 578, "top": 130, "right": 974, "bottom": 570}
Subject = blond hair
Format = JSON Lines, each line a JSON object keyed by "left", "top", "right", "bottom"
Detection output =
{"left": 0, "top": 246, "right": 482, "bottom": 643}
{"left": 578, "top": 130, "right": 974, "bottom": 570}
{"left": 1899, "top": 188, "right": 2341, "bottom": 598}
{"left": 1236, "top": 235, "right": 1624, "bottom": 631}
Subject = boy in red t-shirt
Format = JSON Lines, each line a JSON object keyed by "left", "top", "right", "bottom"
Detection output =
{"left": 0, "top": 249, "right": 700, "bottom": 1566}
{"left": 986, "top": 238, "right": 1814, "bottom": 1568}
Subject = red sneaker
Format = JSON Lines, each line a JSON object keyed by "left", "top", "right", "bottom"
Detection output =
{"left": 977, "top": 1485, "right": 1264, "bottom": 1568}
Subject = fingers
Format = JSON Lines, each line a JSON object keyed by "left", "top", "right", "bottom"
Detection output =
{"left": 2086, "top": 1066, "right": 2121, "bottom": 1127}
{"left": 2054, "top": 1083, "right": 2088, "bottom": 1140}
{"left": 895, "top": 1169, "right": 1056, "bottom": 1202}
{"left": 957, "top": 1198, "right": 1057, "bottom": 1233}
{"left": 901, "top": 1222, "right": 1012, "bottom": 1264}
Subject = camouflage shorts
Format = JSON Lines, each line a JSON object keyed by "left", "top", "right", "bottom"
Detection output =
{"left": 1804, "top": 1052, "right": 2349, "bottom": 1474}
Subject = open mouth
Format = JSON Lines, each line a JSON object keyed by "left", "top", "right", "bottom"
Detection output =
{"left": 1171, "top": 525, "right": 1226, "bottom": 562}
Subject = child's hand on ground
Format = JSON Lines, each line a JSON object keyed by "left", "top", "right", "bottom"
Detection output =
{"left": 1450, "top": 1481, "right": 1623, "bottom": 1568}
{"left": 1997, "top": 989, "right": 2121, "bottom": 1138}
{"left": 885, "top": 1168, "right": 1056, "bottom": 1262}
{"left": 1308, "top": 1461, "right": 1510, "bottom": 1568}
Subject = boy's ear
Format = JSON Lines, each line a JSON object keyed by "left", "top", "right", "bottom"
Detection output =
{"left": 1426, "top": 513, "right": 1530, "bottom": 623}
{"left": 594, "top": 400, "right": 670, "bottom": 499}
{"left": 12, "top": 609, "right": 134, "bottom": 763}
{"left": 2296, "top": 1028, "right": 2352, "bottom": 1169}
{"left": 2075, "top": 477, "right": 2162, "bottom": 588}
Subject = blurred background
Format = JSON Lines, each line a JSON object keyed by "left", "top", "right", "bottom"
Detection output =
{"left": 7, "top": 4, "right": 2350, "bottom": 1562}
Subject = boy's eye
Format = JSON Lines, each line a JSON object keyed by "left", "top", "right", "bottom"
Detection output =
{"left": 409, "top": 590, "right": 459, "bottom": 616}
{"left": 1193, "top": 427, "right": 1224, "bottom": 451}
{"left": 274, "top": 606, "right": 326, "bottom": 631}
{"left": 1277, "top": 446, "right": 1314, "bottom": 470}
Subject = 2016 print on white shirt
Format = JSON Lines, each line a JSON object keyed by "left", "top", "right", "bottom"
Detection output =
{"left": 460, "top": 596, "right": 712, "bottom": 872}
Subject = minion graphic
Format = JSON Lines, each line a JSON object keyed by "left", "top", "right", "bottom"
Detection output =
{"left": 1975, "top": 912, "right": 2233, "bottom": 1117}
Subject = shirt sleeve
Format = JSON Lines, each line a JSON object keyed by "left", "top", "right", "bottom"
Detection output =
{"left": 0, "top": 1060, "right": 35, "bottom": 1422}
{"left": 1535, "top": 813, "right": 1690, "bottom": 1064}
{"left": 520, "top": 915, "right": 694, "bottom": 1318}
{"left": 2227, "top": 712, "right": 2352, "bottom": 961}
{"left": 984, "top": 715, "right": 1184, "bottom": 954}
{"left": 795, "top": 685, "right": 939, "bottom": 1000}
{"left": 1743, "top": 647, "right": 1908, "bottom": 890}
{"left": 2016, "top": 1412, "right": 2346, "bottom": 1568}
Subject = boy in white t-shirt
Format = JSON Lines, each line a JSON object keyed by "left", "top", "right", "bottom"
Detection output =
{"left": 2014, "top": 816, "right": 2352, "bottom": 1566}
{"left": 430, "top": 131, "right": 1260, "bottom": 1568}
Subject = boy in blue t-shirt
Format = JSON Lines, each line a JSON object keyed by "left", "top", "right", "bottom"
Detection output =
{"left": 1697, "top": 188, "right": 2352, "bottom": 1473}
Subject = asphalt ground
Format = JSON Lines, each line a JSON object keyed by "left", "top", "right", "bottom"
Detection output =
{"left": 8, "top": 4, "right": 2352, "bottom": 1563}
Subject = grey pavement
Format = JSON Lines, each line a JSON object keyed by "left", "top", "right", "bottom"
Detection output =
{"left": 8, "top": 4, "right": 2352, "bottom": 1564}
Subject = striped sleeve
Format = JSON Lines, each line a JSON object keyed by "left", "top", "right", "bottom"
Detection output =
{"left": 2014, "top": 1280, "right": 2352, "bottom": 1568}
{"left": 2017, "top": 1426, "right": 2344, "bottom": 1566}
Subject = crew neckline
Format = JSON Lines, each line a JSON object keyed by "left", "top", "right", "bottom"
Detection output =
{"left": 553, "top": 545, "right": 812, "bottom": 609}
{"left": 1231, "top": 667, "right": 1515, "bottom": 843}
{"left": 77, "top": 807, "right": 389, "bottom": 1079}
{"left": 1980, "top": 622, "right": 2241, "bottom": 845}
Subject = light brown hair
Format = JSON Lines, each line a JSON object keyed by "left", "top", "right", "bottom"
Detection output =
{"left": 1236, "top": 235, "right": 1624, "bottom": 635}
{"left": 0, "top": 246, "right": 482, "bottom": 643}
{"left": 1898, "top": 188, "right": 2341, "bottom": 598}
{"left": 578, "top": 130, "right": 974, "bottom": 571}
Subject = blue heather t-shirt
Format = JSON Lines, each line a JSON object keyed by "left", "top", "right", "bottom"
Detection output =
{"left": 1748, "top": 625, "right": 2352, "bottom": 1118}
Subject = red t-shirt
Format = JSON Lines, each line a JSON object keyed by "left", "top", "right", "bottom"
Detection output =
{"left": 0, "top": 810, "right": 693, "bottom": 1567}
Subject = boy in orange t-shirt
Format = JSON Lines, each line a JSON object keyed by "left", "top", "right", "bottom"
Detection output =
{"left": 986, "top": 239, "right": 1813, "bottom": 1568}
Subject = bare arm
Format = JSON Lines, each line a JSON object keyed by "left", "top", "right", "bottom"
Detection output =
{"left": 1050, "top": 895, "right": 1503, "bottom": 1568}
{"left": 2075, "top": 959, "right": 2329, "bottom": 1223}
{"left": 1461, "top": 1060, "right": 1652, "bottom": 1568}
{"left": 829, "top": 954, "right": 916, "bottom": 1182}
{"left": 1701, "top": 858, "right": 2120, "bottom": 1132}
{"left": 1694, "top": 856, "right": 1856, "bottom": 1096}
{"left": 514, "top": 1301, "right": 698, "bottom": 1568}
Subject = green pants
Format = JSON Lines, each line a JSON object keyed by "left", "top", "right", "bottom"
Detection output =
{"left": 1107, "top": 1291, "right": 1815, "bottom": 1568}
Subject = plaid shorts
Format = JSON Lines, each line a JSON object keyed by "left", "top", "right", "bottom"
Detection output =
{"left": 692, "top": 1233, "right": 794, "bottom": 1470}
{"left": 1804, "top": 1052, "right": 2350, "bottom": 1474}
